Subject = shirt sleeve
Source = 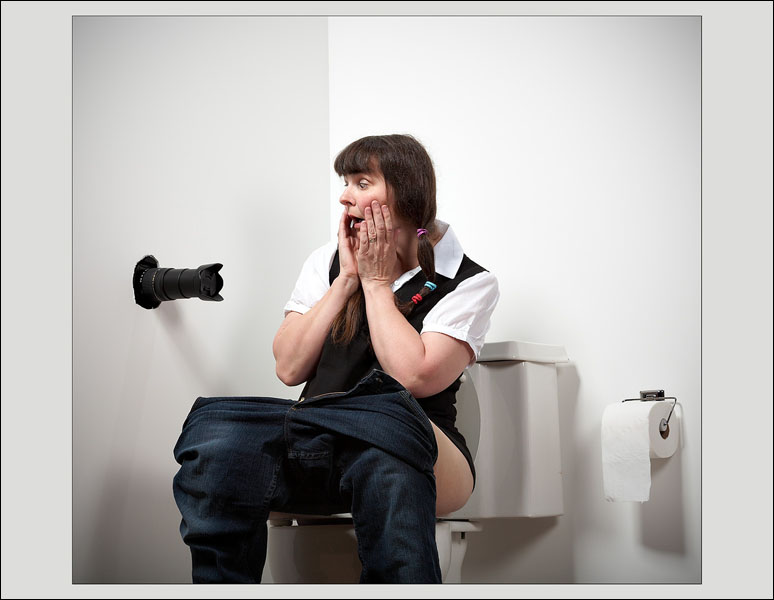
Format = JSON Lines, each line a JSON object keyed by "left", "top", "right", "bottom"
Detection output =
{"left": 282, "top": 240, "right": 337, "bottom": 316}
{"left": 420, "top": 271, "right": 500, "bottom": 366}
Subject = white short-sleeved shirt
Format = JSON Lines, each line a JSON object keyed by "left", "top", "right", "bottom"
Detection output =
{"left": 283, "top": 221, "right": 500, "bottom": 365}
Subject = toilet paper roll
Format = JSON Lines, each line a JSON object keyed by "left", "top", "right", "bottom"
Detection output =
{"left": 601, "top": 400, "right": 679, "bottom": 502}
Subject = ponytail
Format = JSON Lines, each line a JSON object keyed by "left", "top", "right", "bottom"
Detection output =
{"left": 395, "top": 225, "right": 437, "bottom": 315}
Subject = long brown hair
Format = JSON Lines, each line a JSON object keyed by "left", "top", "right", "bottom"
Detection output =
{"left": 331, "top": 134, "right": 438, "bottom": 345}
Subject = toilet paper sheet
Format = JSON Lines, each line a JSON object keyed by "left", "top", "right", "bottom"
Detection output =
{"left": 601, "top": 400, "right": 679, "bottom": 502}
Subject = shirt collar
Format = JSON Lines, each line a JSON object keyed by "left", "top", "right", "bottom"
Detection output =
{"left": 432, "top": 220, "right": 464, "bottom": 279}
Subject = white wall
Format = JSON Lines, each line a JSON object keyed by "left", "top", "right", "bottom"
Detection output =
{"left": 73, "top": 16, "right": 330, "bottom": 583}
{"left": 328, "top": 16, "right": 700, "bottom": 583}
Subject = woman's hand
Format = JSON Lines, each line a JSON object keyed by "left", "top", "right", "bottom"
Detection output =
{"left": 358, "top": 201, "right": 399, "bottom": 289}
{"left": 337, "top": 208, "right": 360, "bottom": 283}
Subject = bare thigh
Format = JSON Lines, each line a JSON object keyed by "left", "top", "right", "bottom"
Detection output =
{"left": 430, "top": 421, "right": 474, "bottom": 516}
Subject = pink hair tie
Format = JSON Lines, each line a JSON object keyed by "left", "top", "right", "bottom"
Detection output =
{"left": 416, "top": 228, "right": 428, "bottom": 238}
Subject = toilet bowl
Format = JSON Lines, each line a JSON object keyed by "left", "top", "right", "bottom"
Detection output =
{"left": 267, "top": 340, "right": 569, "bottom": 583}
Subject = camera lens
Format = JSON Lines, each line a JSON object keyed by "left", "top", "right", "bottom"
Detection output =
{"left": 134, "top": 256, "right": 223, "bottom": 309}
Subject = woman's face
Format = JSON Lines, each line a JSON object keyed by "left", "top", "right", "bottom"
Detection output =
{"left": 338, "top": 170, "right": 395, "bottom": 233}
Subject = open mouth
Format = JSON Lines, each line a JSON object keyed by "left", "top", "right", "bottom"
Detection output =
{"left": 350, "top": 217, "right": 365, "bottom": 229}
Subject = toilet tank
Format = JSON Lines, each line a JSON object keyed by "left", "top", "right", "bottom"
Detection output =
{"left": 446, "top": 341, "right": 569, "bottom": 519}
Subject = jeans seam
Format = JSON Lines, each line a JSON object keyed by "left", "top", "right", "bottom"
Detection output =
{"left": 260, "top": 461, "right": 282, "bottom": 514}
{"left": 399, "top": 390, "right": 431, "bottom": 430}
{"left": 399, "top": 390, "right": 438, "bottom": 460}
{"left": 288, "top": 451, "right": 331, "bottom": 459}
{"left": 283, "top": 404, "right": 293, "bottom": 460}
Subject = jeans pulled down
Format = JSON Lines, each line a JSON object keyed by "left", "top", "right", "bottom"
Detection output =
{"left": 172, "top": 369, "right": 441, "bottom": 583}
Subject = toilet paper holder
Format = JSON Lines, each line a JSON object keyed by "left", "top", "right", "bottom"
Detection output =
{"left": 622, "top": 390, "right": 678, "bottom": 434}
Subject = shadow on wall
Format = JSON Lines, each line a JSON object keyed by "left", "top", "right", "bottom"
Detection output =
{"left": 88, "top": 455, "right": 190, "bottom": 583}
{"left": 641, "top": 442, "right": 686, "bottom": 554}
{"left": 81, "top": 303, "right": 224, "bottom": 583}
{"left": 157, "top": 302, "right": 237, "bottom": 395}
{"left": 461, "top": 362, "right": 581, "bottom": 583}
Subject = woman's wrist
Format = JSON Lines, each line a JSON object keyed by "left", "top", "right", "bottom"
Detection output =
{"left": 334, "top": 273, "right": 360, "bottom": 296}
{"left": 361, "top": 278, "right": 393, "bottom": 298}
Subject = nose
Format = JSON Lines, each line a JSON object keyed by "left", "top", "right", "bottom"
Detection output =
{"left": 339, "top": 186, "right": 354, "bottom": 207}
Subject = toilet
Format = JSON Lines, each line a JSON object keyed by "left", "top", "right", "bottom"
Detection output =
{"left": 267, "top": 340, "right": 569, "bottom": 583}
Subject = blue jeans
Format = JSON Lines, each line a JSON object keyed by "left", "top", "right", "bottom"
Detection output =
{"left": 172, "top": 369, "right": 441, "bottom": 583}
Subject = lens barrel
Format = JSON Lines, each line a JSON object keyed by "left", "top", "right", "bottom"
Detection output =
{"left": 133, "top": 255, "right": 223, "bottom": 309}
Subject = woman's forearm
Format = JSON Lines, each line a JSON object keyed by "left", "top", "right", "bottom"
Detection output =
{"left": 362, "top": 282, "right": 428, "bottom": 395}
{"left": 273, "top": 275, "right": 359, "bottom": 386}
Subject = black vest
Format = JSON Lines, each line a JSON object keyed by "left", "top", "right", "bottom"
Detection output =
{"left": 299, "top": 249, "right": 488, "bottom": 484}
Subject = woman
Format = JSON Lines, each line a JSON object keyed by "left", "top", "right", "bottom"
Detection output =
{"left": 173, "top": 134, "right": 499, "bottom": 584}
